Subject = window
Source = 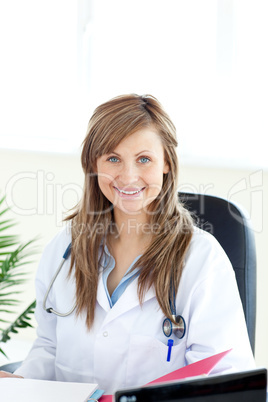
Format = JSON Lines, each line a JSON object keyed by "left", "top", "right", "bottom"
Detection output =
{"left": 1, "top": 0, "right": 267, "bottom": 169}
{"left": 0, "top": 0, "right": 82, "bottom": 154}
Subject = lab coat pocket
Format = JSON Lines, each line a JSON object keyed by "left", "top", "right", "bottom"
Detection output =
{"left": 126, "top": 334, "right": 186, "bottom": 387}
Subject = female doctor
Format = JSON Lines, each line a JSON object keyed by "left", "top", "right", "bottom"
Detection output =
{"left": 0, "top": 94, "right": 255, "bottom": 393}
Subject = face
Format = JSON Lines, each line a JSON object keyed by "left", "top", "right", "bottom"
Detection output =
{"left": 96, "top": 127, "right": 170, "bottom": 219}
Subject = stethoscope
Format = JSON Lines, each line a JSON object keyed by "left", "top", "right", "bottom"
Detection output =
{"left": 43, "top": 243, "right": 186, "bottom": 343}
{"left": 162, "top": 284, "right": 186, "bottom": 362}
{"left": 42, "top": 243, "right": 77, "bottom": 317}
{"left": 162, "top": 280, "right": 186, "bottom": 340}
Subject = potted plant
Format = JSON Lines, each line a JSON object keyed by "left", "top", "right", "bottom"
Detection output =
{"left": 0, "top": 194, "right": 36, "bottom": 358}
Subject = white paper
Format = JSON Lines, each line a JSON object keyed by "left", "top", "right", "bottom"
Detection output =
{"left": 0, "top": 378, "right": 98, "bottom": 402}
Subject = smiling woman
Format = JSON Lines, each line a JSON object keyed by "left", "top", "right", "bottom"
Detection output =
{"left": 96, "top": 128, "right": 170, "bottom": 217}
{"left": 67, "top": 94, "right": 185, "bottom": 318}
{"left": 2, "top": 94, "right": 255, "bottom": 394}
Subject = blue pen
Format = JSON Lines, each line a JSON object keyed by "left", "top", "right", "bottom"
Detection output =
{"left": 166, "top": 339, "right": 174, "bottom": 362}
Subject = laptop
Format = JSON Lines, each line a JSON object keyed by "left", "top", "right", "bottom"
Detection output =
{"left": 114, "top": 368, "right": 267, "bottom": 402}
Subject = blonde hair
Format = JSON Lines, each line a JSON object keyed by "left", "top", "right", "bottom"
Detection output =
{"left": 66, "top": 94, "right": 193, "bottom": 328}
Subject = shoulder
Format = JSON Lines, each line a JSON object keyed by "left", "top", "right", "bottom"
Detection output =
{"left": 183, "top": 226, "right": 233, "bottom": 280}
{"left": 36, "top": 225, "right": 72, "bottom": 281}
{"left": 42, "top": 224, "right": 72, "bottom": 259}
{"left": 188, "top": 226, "right": 226, "bottom": 256}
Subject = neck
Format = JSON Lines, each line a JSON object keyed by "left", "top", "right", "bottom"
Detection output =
{"left": 110, "top": 209, "right": 153, "bottom": 242}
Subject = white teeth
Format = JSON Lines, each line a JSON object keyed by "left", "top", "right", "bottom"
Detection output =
{"left": 117, "top": 188, "right": 142, "bottom": 195}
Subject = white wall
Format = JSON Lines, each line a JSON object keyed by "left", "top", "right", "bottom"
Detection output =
{"left": 0, "top": 149, "right": 267, "bottom": 369}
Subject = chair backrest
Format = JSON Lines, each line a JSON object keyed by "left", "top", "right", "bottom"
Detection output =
{"left": 179, "top": 192, "right": 256, "bottom": 354}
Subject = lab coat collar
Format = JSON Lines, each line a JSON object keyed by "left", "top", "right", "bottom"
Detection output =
{"left": 96, "top": 269, "right": 156, "bottom": 325}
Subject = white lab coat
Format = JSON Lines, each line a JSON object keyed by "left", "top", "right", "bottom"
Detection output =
{"left": 15, "top": 226, "right": 255, "bottom": 394}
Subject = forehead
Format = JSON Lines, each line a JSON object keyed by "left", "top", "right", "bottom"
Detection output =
{"left": 111, "top": 128, "right": 164, "bottom": 152}
{"left": 93, "top": 122, "right": 168, "bottom": 162}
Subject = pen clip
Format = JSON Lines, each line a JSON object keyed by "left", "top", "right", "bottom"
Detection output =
{"left": 167, "top": 339, "right": 174, "bottom": 362}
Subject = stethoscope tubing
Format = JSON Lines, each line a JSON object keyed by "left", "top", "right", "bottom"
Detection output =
{"left": 43, "top": 243, "right": 76, "bottom": 317}
{"left": 43, "top": 242, "right": 186, "bottom": 340}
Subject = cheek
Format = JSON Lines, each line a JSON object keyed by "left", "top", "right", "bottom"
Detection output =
{"left": 145, "top": 168, "right": 164, "bottom": 188}
{"left": 97, "top": 175, "right": 113, "bottom": 194}
{"left": 97, "top": 165, "right": 116, "bottom": 185}
{"left": 142, "top": 178, "right": 164, "bottom": 208}
{"left": 97, "top": 177, "right": 114, "bottom": 204}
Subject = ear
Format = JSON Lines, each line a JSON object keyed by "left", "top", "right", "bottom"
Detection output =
{"left": 163, "top": 160, "right": 170, "bottom": 174}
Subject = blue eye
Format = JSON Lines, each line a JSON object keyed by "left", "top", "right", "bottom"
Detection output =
{"left": 108, "top": 156, "right": 119, "bottom": 163}
{"left": 139, "top": 157, "right": 150, "bottom": 164}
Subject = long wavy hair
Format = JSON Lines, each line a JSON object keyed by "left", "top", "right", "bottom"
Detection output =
{"left": 66, "top": 94, "right": 194, "bottom": 328}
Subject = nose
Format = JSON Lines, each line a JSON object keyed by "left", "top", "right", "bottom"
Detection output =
{"left": 117, "top": 161, "right": 139, "bottom": 185}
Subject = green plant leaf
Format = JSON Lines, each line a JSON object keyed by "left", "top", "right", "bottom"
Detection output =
{"left": 0, "top": 193, "right": 38, "bottom": 357}
{"left": 0, "top": 300, "right": 36, "bottom": 344}
{"left": 0, "top": 347, "right": 8, "bottom": 359}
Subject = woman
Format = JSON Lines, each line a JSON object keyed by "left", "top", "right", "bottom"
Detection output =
{"left": 0, "top": 94, "right": 255, "bottom": 393}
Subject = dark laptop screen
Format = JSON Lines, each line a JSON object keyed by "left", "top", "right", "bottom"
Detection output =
{"left": 115, "top": 369, "right": 267, "bottom": 402}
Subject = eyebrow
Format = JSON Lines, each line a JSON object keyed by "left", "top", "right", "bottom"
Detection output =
{"left": 108, "top": 150, "right": 155, "bottom": 157}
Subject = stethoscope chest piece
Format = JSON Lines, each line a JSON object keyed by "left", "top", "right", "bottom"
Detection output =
{"left": 163, "top": 314, "right": 186, "bottom": 339}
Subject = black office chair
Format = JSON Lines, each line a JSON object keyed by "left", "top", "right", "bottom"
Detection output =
{"left": 179, "top": 192, "right": 256, "bottom": 355}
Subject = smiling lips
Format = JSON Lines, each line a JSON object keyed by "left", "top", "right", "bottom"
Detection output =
{"left": 113, "top": 186, "right": 145, "bottom": 198}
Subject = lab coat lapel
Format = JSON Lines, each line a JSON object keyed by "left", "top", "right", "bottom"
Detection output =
{"left": 96, "top": 270, "right": 111, "bottom": 312}
{"left": 102, "top": 277, "right": 156, "bottom": 325}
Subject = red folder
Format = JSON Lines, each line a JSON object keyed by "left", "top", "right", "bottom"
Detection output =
{"left": 99, "top": 349, "right": 232, "bottom": 402}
